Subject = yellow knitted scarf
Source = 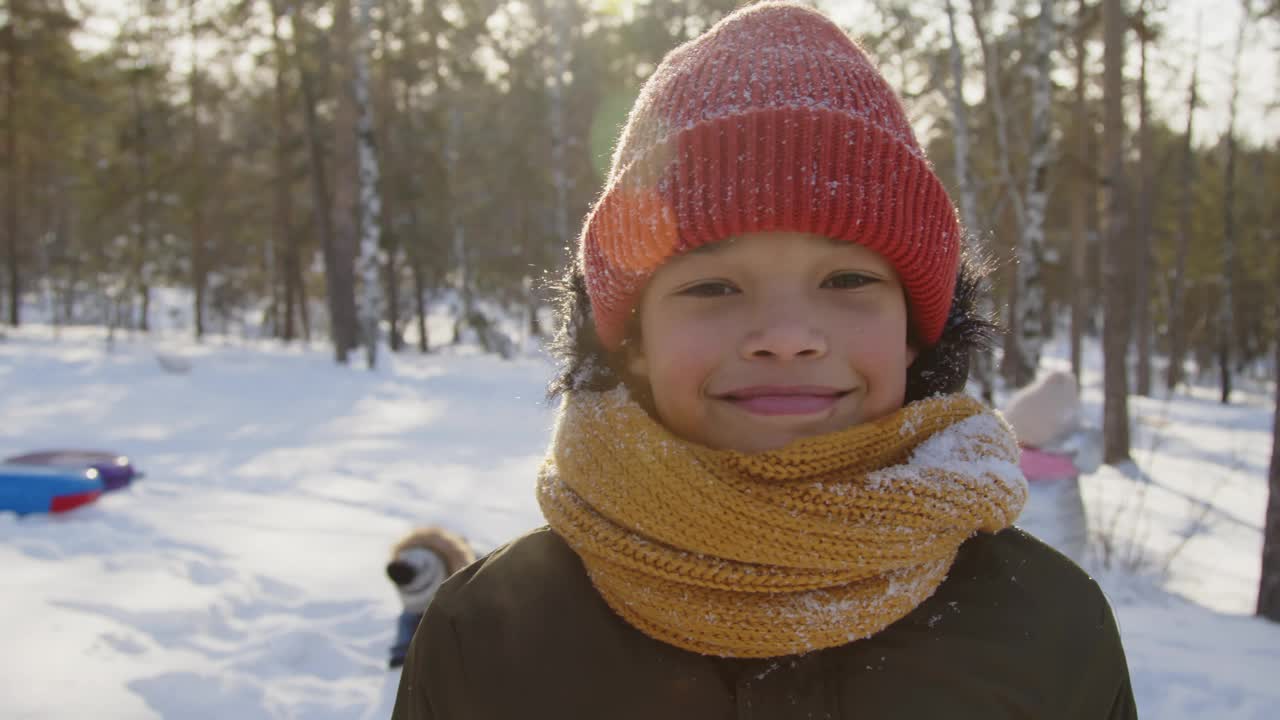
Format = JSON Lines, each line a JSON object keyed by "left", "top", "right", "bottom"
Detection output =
{"left": 537, "top": 387, "right": 1027, "bottom": 658}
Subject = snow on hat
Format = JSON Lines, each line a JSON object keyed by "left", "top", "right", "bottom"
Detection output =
{"left": 580, "top": 1, "right": 962, "bottom": 350}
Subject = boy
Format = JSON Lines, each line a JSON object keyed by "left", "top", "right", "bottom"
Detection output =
{"left": 392, "top": 3, "right": 1136, "bottom": 717}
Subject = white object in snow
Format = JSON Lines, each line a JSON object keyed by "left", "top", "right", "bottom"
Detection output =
{"left": 1001, "top": 369, "right": 1080, "bottom": 448}
{"left": 154, "top": 351, "right": 193, "bottom": 375}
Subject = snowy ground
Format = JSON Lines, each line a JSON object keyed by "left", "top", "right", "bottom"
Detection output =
{"left": 1, "top": 323, "right": 1278, "bottom": 719}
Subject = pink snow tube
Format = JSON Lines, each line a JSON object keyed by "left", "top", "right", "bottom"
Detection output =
{"left": 1019, "top": 447, "right": 1080, "bottom": 483}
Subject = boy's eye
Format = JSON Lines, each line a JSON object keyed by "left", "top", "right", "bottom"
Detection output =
{"left": 822, "top": 272, "right": 877, "bottom": 290}
{"left": 677, "top": 280, "right": 739, "bottom": 297}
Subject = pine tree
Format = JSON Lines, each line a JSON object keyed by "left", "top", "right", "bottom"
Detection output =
{"left": 329, "top": 0, "right": 361, "bottom": 363}
{"left": 1167, "top": 35, "right": 1199, "bottom": 392}
{"left": 1261, "top": 269, "right": 1280, "bottom": 622}
{"left": 1101, "top": 0, "right": 1131, "bottom": 464}
{"left": 1069, "top": 0, "right": 1094, "bottom": 386}
{"left": 3, "top": 0, "right": 22, "bottom": 326}
{"left": 1218, "top": 8, "right": 1248, "bottom": 405}
{"left": 1133, "top": 0, "right": 1155, "bottom": 397}
{"left": 1260, "top": 188, "right": 1280, "bottom": 620}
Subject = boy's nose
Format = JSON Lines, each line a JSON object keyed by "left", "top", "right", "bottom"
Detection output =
{"left": 740, "top": 312, "right": 828, "bottom": 361}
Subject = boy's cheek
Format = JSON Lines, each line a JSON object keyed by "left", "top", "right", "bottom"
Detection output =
{"left": 657, "top": 317, "right": 729, "bottom": 359}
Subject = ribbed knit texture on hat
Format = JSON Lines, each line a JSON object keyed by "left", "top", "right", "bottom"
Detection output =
{"left": 581, "top": 1, "right": 962, "bottom": 350}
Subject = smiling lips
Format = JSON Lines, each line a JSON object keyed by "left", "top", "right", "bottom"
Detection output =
{"left": 717, "top": 385, "right": 851, "bottom": 416}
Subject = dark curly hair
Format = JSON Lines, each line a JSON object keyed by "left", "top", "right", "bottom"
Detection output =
{"left": 545, "top": 246, "right": 999, "bottom": 405}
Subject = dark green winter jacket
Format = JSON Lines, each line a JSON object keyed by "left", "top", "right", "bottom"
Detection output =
{"left": 391, "top": 526, "right": 1137, "bottom": 719}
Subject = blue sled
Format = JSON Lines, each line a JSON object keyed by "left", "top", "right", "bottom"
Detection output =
{"left": 0, "top": 463, "right": 105, "bottom": 515}
{"left": 4, "top": 450, "right": 140, "bottom": 492}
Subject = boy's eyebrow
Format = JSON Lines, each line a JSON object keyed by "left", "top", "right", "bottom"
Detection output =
{"left": 688, "top": 240, "right": 731, "bottom": 256}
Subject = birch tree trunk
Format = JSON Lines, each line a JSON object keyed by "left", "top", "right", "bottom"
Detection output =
{"left": 1015, "top": 0, "right": 1054, "bottom": 387}
{"left": 1219, "top": 11, "right": 1247, "bottom": 405}
{"left": 1167, "top": 39, "right": 1199, "bottom": 392}
{"left": 1101, "top": 0, "right": 1131, "bottom": 464}
{"left": 353, "top": 0, "right": 383, "bottom": 369}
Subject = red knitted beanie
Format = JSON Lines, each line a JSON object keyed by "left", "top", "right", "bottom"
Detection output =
{"left": 581, "top": 1, "right": 962, "bottom": 350}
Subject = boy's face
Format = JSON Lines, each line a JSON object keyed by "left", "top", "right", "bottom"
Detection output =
{"left": 627, "top": 231, "right": 916, "bottom": 453}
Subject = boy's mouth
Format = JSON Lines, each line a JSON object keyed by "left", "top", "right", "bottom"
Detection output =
{"left": 716, "top": 385, "right": 852, "bottom": 416}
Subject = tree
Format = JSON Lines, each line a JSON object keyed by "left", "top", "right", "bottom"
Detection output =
{"left": 967, "top": 0, "right": 1056, "bottom": 390}
{"left": 944, "top": 0, "right": 979, "bottom": 237}
{"left": 534, "top": 0, "right": 579, "bottom": 340}
{"left": 1013, "top": 0, "right": 1055, "bottom": 388}
{"left": 353, "top": 0, "right": 383, "bottom": 369}
{"left": 290, "top": 1, "right": 357, "bottom": 362}
{"left": 127, "top": 57, "right": 154, "bottom": 332}
{"left": 1166, "top": 28, "right": 1199, "bottom": 392}
{"left": 944, "top": 0, "right": 994, "bottom": 404}
{"left": 328, "top": 0, "right": 361, "bottom": 363}
{"left": 1069, "top": 0, "right": 1094, "bottom": 385}
{"left": 1260, "top": 148, "right": 1280, "bottom": 622}
{"left": 970, "top": 0, "right": 1029, "bottom": 388}
{"left": 1218, "top": 6, "right": 1248, "bottom": 406}
{"left": 3, "top": 1, "right": 83, "bottom": 328}
{"left": 267, "top": 0, "right": 307, "bottom": 342}
{"left": 3, "top": 0, "right": 22, "bottom": 326}
{"left": 1132, "top": 0, "right": 1155, "bottom": 397}
{"left": 187, "top": 0, "right": 208, "bottom": 339}
{"left": 385, "top": 0, "right": 449, "bottom": 355}
{"left": 1252, "top": 0, "right": 1277, "bottom": 620}
{"left": 1263, "top": 345, "right": 1280, "bottom": 623}
{"left": 1101, "top": 0, "right": 1131, "bottom": 464}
